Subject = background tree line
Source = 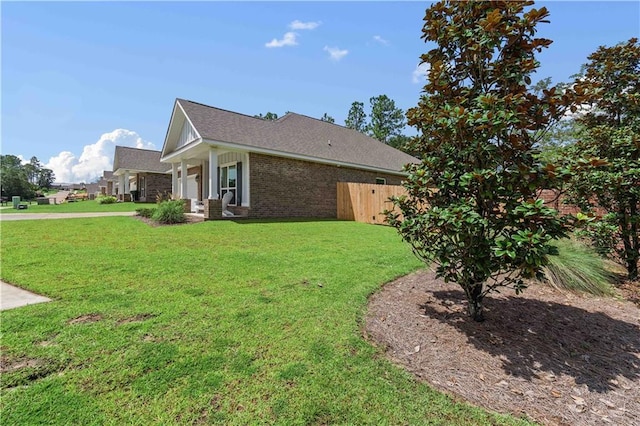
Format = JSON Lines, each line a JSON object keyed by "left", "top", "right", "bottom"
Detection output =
{"left": 0, "top": 155, "right": 55, "bottom": 200}
{"left": 255, "top": 94, "right": 413, "bottom": 154}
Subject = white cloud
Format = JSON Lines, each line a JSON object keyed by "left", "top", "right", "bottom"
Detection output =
{"left": 265, "top": 31, "right": 298, "bottom": 48}
{"left": 323, "top": 46, "right": 348, "bottom": 61}
{"left": 373, "top": 35, "right": 390, "bottom": 46}
{"left": 562, "top": 103, "right": 593, "bottom": 120}
{"left": 289, "top": 20, "right": 321, "bottom": 30}
{"left": 412, "top": 62, "right": 431, "bottom": 84}
{"left": 45, "top": 129, "right": 155, "bottom": 183}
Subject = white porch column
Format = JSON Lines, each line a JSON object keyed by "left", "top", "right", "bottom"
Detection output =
{"left": 180, "top": 159, "right": 188, "bottom": 199}
{"left": 202, "top": 160, "right": 209, "bottom": 201}
{"left": 124, "top": 171, "right": 130, "bottom": 194}
{"left": 118, "top": 174, "right": 125, "bottom": 196}
{"left": 208, "top": 148, "right": 218, "bottom": 199}
{"left": 171, "top": 163, "right": 178, "bottom": 198}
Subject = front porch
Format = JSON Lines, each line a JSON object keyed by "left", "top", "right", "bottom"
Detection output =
{"left": 166, "top": 144, "right": 251, "bottom": 219}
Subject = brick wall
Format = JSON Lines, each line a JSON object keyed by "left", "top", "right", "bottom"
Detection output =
{"left": 139, "top": 172, "right": 172, "bottom": 203}
{"left": 539, "top": 189, "right": 607, "bottom": 216}
{"left": 248, "top": 153, "right": 405, "bottom": 218}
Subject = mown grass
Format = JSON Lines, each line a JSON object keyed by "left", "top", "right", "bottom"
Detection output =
{"left": 0, "top": 218, "right": 532, "bottom": 425}
{"left": 0, "top": 200, "right": 140, "bottom": 214}
{"left": 541, "top": 238, "right": 621, "bottom": 296}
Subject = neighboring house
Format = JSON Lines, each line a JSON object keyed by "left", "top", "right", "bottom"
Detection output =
{"left": 160, "top": 98, "right": 418, "bottom": 219}
{"left": 100, "top": 171, "right": 114, "bottom": 196}
{"left": 84, "top": 182, "right": 100, "bottom": 200}
{"left": 112, "top": 146, "right": 172, "bottom": 202}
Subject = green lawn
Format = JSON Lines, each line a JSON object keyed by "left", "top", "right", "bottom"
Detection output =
{"left": 0, "top": 218, "right": 532, "bottom": 425}
{"left": 0, "top": 200, "right": 140, "bottom": 214}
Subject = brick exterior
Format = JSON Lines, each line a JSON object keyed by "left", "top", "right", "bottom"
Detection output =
{"left": 204, "top": 199, "right": 223, "bottom": 220}
{"left": 248, "top": 153, "right": 405, "bottom": 218}
{"left": 138, "top": 172, "right": 172, "bottom": 203}
{"left": 181, "top": 198, "right": 192, "bottom": 213}
{"left": 539, "top": 189, "right": 607, "bottom": 216}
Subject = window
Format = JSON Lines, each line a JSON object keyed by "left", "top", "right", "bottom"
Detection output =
{"left": 220, "top": 164, "right": 237, "bottom": 205}
{"left": 375, "top": 177, "right": 386, "bottom": 185}
{"left": 139, "top": 176, "right": 146, "bottom": 199}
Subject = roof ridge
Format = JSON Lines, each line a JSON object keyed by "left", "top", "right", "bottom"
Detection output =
{"left": 177, "top": 98, "right": 270, "bottom": 123}
{"left": 115, "top": 146, "right": 161, "bottom": 153}
{"left": 279, "top": 111, "right": 359, "bottom": 132}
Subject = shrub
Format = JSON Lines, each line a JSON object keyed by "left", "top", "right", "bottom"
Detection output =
{"left": 574, "top": 213, "right": 619, "bottom": 259}
{"left": 539, "top": 239, "right": 619, "bottom": 296}
{"left": 151, "top": 200, "right": 185, "bottom": 224}
{"left": 96, "top": 195, "right": 117, "bottom": 205}
{"left": 135, "top": 207, "right": 157, "bottom": 218}
{"left": 155, "top": 191, "right": 173, "bottom": 204}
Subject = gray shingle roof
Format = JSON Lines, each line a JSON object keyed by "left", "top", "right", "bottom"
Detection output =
{"left": 177, "top": 99, "right": 417, "bottom": 173}
{"left": 113, "top": 147, "right": 167, "bottom": 173}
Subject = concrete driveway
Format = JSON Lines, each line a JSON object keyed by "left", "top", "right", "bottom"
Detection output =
{"left": 1, "top": 281, "right": 51, "bottom": 311}
{"left": 0, "top": 211, "right": 136, "bottom": 221}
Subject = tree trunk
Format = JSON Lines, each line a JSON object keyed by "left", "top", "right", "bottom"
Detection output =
{"left": 466, "top": 284, "right": 485, "bottom": 322}
{"left": 620, "top": 217, "right": 639, "bottom": 281}
{"left": 628, "top": 261, "right": 639, "bottom": 282}
{"left": 627, "top": 197, "right": 639, "bottom": 281}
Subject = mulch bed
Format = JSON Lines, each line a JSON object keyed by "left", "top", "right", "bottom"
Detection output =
{"left": 365, "top": 269, "right": 640, "bottom": 426}
{"left": 134, "top": 214, "right": 204, "bottom": 227}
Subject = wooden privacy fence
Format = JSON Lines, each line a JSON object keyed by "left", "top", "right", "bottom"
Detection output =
{"left": 337, "top": 182, "right": 406, "bottom": 225}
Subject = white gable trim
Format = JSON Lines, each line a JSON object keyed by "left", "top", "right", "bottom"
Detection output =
{"left": 161, "top": 101, "right": 202, "bottom": 158}
{"left": 177, "top": 119, "right": 199, "bottom": 149}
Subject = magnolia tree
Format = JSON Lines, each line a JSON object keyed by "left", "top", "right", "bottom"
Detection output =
{"left": 388, "top": 1, "right": 574, "bottom": 321}
{"left": 565, "top": 38, "right": 640, "bottom": 280}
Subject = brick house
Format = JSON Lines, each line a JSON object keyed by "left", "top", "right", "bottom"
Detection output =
{"left": 160, "top": 99, "right": 418, "bottom": 219}
{"left": 112, "top": 146, "right": 172, "bottom": 202}
{"left": 101, "top": 171, "right": 115, "bottom": 196}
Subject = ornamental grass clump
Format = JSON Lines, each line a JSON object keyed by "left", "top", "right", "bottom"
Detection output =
{"left": 135, "top": 207, "right": 156, "bottom": 218}
{"left": 539, "top": 238, "right": 619, "bottom": 296}
{"left": 96, "top": 195, "right": 117, "bottom": 205}
{"left": 151, "top": 200, "right": 185, "bottom": 224}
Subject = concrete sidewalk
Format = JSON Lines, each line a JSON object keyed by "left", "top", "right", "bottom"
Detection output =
{"left": 0, "top": 211, "right": 136, "bottom": 221}
{"left": 1, "top": 281, "right": 51, "bottom": 311}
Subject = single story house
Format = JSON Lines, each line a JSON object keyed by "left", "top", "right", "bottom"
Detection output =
{"left": 84, "top": 182, "right": 100, "bottom": 200}
{"left": 101, "top": 171, "right": 115, "bottom": 196}
{"left": 112, "top": 146, "right": 172, "bottom": 202}
{"left": 160, "top": 98, "right": 418, "bottom": 218}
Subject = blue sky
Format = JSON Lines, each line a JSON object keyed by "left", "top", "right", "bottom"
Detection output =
{"left": 2, "top": 1, "right": 639, "bottom": 183}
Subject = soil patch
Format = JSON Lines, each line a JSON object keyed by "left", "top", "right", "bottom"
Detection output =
{"left": 365, "top": 269, "right": 640, "bottom": 426}
{"left": 0, "top": 355, "right": 65, "bottom": 388}
{"left": 68, "top": 313, "right": 103, "bottom": 325}
{"left": 0, "top": 357, "right": 45, "bottom": 374}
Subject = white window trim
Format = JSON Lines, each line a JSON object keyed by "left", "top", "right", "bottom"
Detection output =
{"left": 219, "top": 162, "right": 238, "bottom": 206}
